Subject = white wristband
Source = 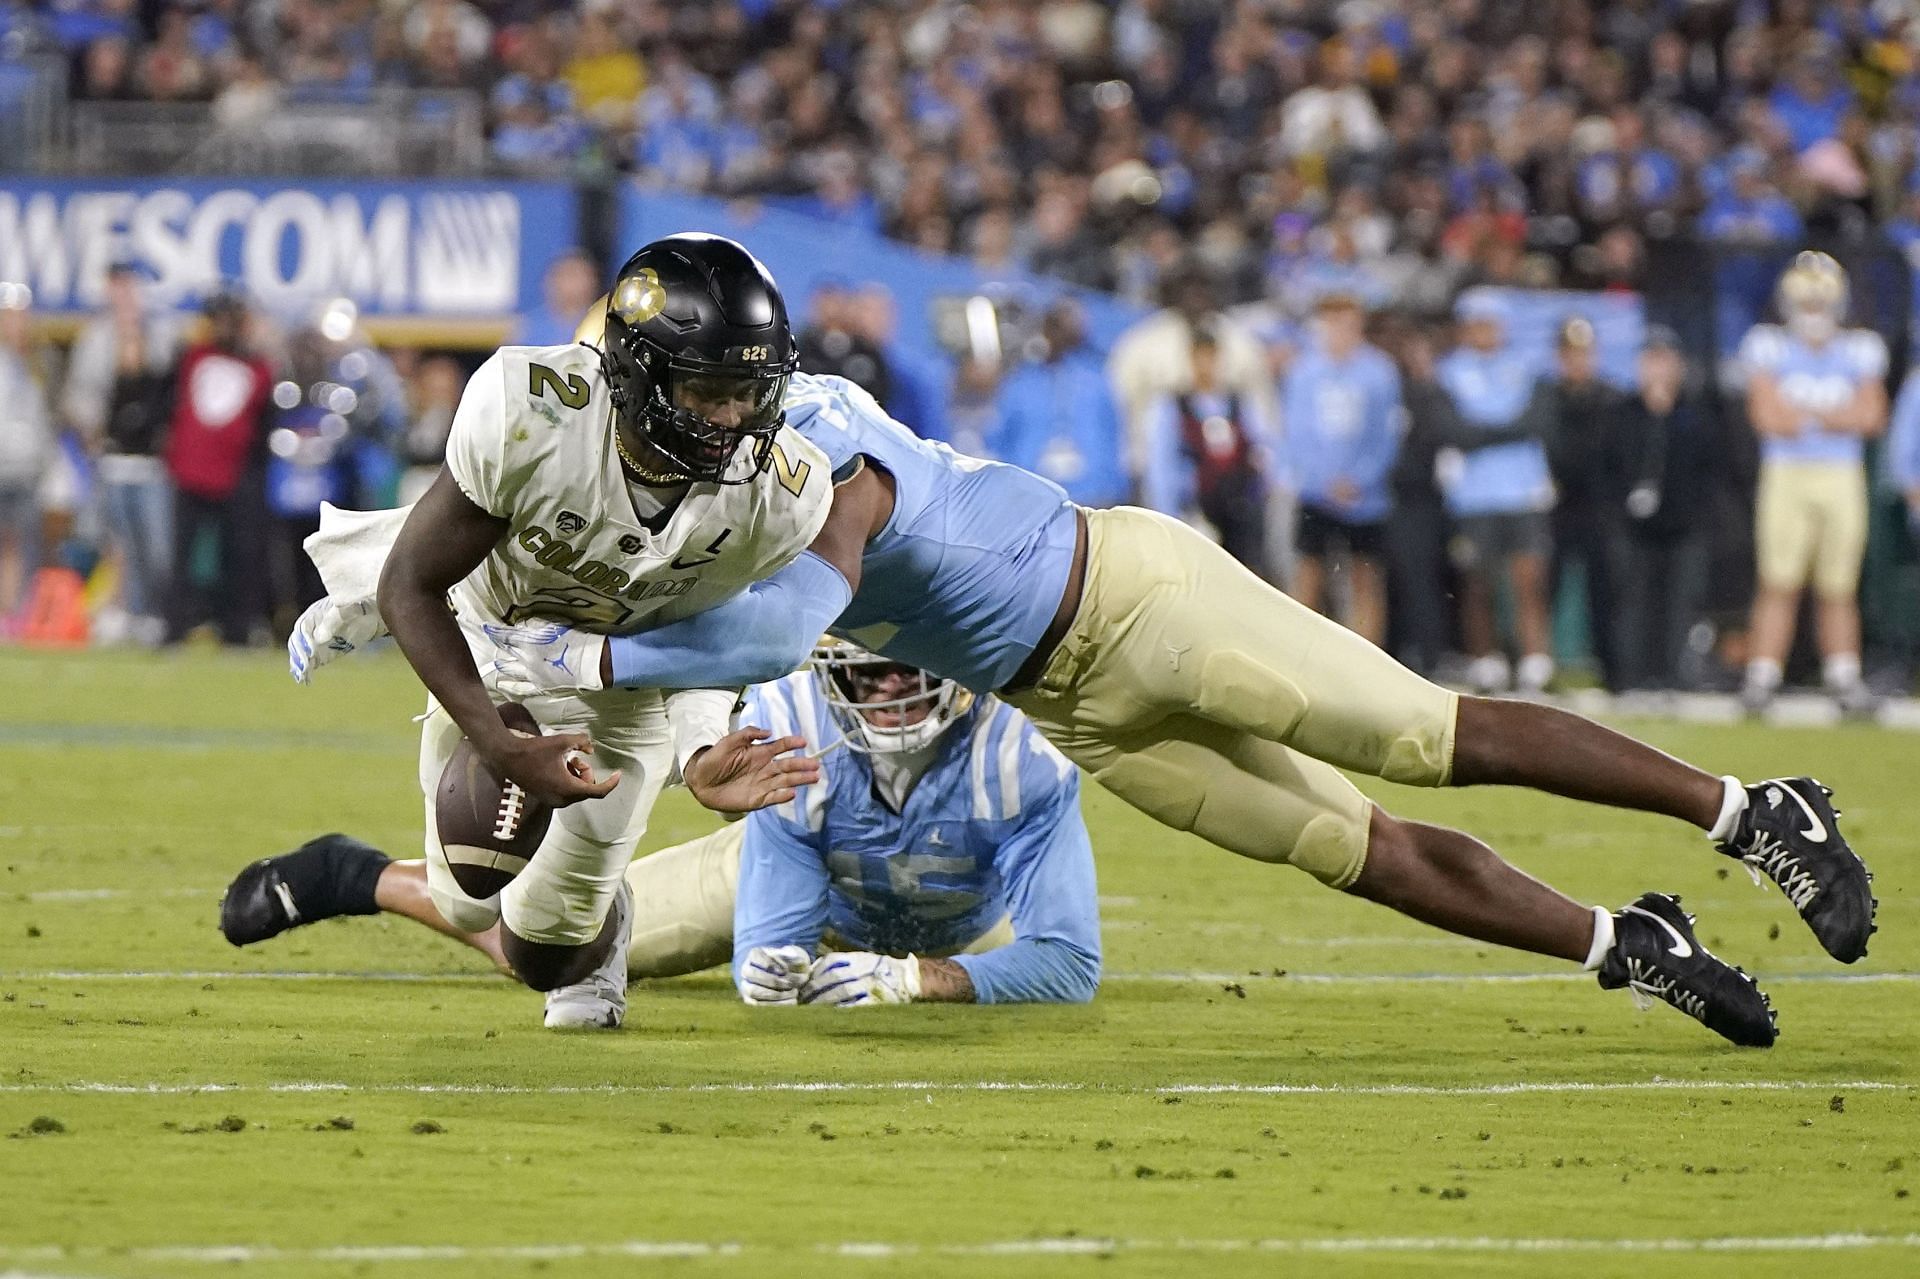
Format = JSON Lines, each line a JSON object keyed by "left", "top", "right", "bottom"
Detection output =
{"left": 665, "top": 688, "right": 739, "bottom": 783}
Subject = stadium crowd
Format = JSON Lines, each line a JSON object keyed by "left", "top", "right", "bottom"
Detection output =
{"left": 1, "top": 0, "right": 1919, "bottom": 705}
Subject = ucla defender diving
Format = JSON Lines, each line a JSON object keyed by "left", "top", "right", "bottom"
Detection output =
{"left": 297, "top": 233, "right": 1876, "bottom": 1047}
{"left": 227, "top": 644, "right": 1101, "bottom": 1017}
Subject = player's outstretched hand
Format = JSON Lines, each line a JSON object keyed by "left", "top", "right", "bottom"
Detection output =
{"left": 487, "top": 731, "right": 620, "bottom": 808}
{"left": 683, "top": 727, "right": 820, "bottom": 814}
{"left": 288, "top": 595, "right": 385, "bottom": 684}
{"left": 464, "top": 617, "right": 608, "bottom": 700}
{"left": 737, "top": 944, "right": 812, "bottom": 1006}
{"left": 800, "top": 952, "right": 922, "bottom": 1006}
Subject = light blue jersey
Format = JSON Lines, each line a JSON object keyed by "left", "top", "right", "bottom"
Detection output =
{"left": 1887, "top": 376, "right": 1920, "bottom": 499}
{"left": 1738, "top": 325, "right": 1888, "bottom": 466}
{"left": 1435, "top": 348, "right": 1554, "bottom": 516}
{"left": 785, "top": 373, "right": 1081, "bottom": 692}
{"left": 730, "top": 672, "right": 1102, "bottom": 1005}
{"left": 1283, "top": 340, "right": 1404, "bottom": 523}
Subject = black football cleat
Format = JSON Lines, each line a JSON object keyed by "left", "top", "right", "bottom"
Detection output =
{"left": 219, "top": 834, "right": 390, "bottom": 946}
{"left": 1717, "top": 778, "right": 1876, "bottom": 964}
{"left": 1597, "top": 893, "right": 1777, "bottom": 1048}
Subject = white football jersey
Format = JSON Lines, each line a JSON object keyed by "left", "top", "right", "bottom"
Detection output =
{"left": 444, "top": 343, "right": 831, "bottom": 633}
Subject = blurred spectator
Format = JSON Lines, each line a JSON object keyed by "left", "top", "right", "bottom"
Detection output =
{"left": 1282, "top": 294, "right": 1402, "bottom": 645}
{"left": 1738, "top": 253, "right": 1888, "bottom": 712}
{"left": 62, "top": 262, "right": 181, "bottom": 645}
{"left": 1532, "top": 317, "right": 1628, "bottom": 688}
{"left": 163, "top": 289, "right": 273, "bottom": 646}
{"left": 993, "top": 299, "right": 1128, "bottom": 509}
{"left": 797, "top": 279, "right": 892, "bottom": 408}
{"left": 1382, "top": 318, "right": 1456, "bottom": 676}
{"left": 1606, "top": 326, "right": 1720, "bottom": 692}
{"left": 520, "top": 250, "right": 602, "bottom": 348}
{"left": 1893, "top": 366, "right": 1920, "bottom": 544}
{"left": 563, "top": 7, "right": 646, "bottom": 127}
{"left": 1141, "top": 325, "right": 1277, "bottom": 578}
{"left": 1435, "top": 290, "right": 1556, "bottom": 695}
{"left": 0, "top": 283, "right": 54, "bottom": 625}
{"left": 1108, "top": 272, "right": 1273, "bottom": 486}
{"left": 851, "top": 285, "right": 946, "bottom": 442}
{"left": 398, "top": 355, "right": 465, "bottom": 506}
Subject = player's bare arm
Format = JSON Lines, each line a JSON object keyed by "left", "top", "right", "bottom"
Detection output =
{"left": 378, "top": 468, "right": 618, "bottom": 809}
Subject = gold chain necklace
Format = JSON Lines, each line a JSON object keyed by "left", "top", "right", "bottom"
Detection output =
{"left": 614, "top": 426, "right": 687, "bottom": 486}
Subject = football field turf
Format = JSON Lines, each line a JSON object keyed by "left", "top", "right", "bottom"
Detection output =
{"left": 2, "top": 648, "right": 1917, "bottom": 1278}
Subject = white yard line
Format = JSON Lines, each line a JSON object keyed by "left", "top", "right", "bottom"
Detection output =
{"left": 0, "top": 1078, "right": 1908, "bottom": 1098}
{"left": 5, "top": 1233, "right": 1920, "bottom": 1265}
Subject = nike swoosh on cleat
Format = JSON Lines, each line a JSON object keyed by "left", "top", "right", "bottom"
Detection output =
{"left": 1623, "top": 905, "right": 1692, "bottom": 958}
{"left": 1766, "top": 780, "right": 1829, "bottom": 843}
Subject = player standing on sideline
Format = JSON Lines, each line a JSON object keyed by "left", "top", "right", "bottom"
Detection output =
{"left": 299, "top": 237, "right": 1875, "bottom": 1048}
{"left": 1736, "top": 252, "right": 1889, "bottom": 714}
{"left": 332, "top": 236, "right": 862, "bottom": 1028}
{"left": 225, "top": 645, "right": 1101, "bottom": 1012}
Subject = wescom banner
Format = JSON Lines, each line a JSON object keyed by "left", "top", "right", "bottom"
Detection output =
{"left": 0, "top": 179, "right": 578, "bottom": 319}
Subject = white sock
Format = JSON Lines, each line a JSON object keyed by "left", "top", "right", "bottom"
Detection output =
{"left": 1517, "top": 652, "right": 1554, "bottom": 691}
{"left": 1744, "top": 658, "right": 1782, "bottom": 692}
{"left": 1707, "top": 775, "right": 1747, "bottom": 842}
{"left": 1822, "top": 653, "right": 1861, "bottom": 690}
{"left": 1582, "top": 905, "right": 1615, "bottom": 971}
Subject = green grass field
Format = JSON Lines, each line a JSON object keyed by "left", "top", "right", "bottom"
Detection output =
{"left": 2, "top": 647, "right": 1917, "bottom": 1279}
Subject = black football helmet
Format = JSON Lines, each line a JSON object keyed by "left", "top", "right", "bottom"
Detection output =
{"left": 597, "top": 233, "right": 798, "bottom": 483}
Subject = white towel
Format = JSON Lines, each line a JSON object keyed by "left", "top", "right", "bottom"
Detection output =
{"left": 302, "top": 502, "right": 411, "bottom": 602}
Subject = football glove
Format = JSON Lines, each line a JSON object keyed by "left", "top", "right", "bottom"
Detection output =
{"left": 800, "top": 952, "right": 922, "bottom": 1006}
{"left": 288, "top": 595, "right": 386, "bottom": 684}
{"left": 737, "top": 944, "right": 812, "bottom": 1006}
{"left": 459, "top": 616, "right": 608, "bottom": 699}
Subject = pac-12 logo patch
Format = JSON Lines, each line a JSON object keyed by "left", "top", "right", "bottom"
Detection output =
{"left": 556, "top": 511, "right": 587, "bottom": 536}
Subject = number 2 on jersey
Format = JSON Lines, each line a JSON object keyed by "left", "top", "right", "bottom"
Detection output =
{"left": 529, "top": 363, "right": 591, "bottom": 410}
{"left": 770, "top": 441, "right": 811, "bottom": 497}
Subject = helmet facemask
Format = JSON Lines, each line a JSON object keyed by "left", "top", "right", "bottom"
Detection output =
{"left": 811, "top": 641, "right": 973, "bottom": 756}
{"left": 599, "top": 311, "right": 795, "bottom": 484}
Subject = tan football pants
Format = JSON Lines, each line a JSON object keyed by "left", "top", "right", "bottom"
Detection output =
{"left": 1003, "top": 507, "right": 1458, "bottom": 889}
{"left": 620, "top": 822, "right": 1015, "bottom": 979}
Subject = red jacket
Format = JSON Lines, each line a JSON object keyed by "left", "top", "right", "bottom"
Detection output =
{"left": 164, "top": 344, "right": 273, "bottom": 499}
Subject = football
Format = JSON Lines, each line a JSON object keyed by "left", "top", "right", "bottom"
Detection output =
{"left": 434, "top": 702, "right": 553, "bottom": 899}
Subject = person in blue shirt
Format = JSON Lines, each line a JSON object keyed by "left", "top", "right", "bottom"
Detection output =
{"left": 1434, "top": 289, "right": 1557, "bottom": 695}
{"left": 516, "top": 250, "right": 602, "bottom": 348}
{"left": 304, "top": 235, "right": 1881, "bottom": 1047}
{"left": 1768, "top": 48, "right": 1854, "bottom": 155}
{"left": 990, "top": 300, "right": 1131, "bottom": 508}
{"left": 220, "top": 645, "right": 1101, "bottom": 1010}
{"left": 1280, "top": 292, "right": 1402, "bottom": 646}
{"left": 1736, "top": 252, "right": 1889, "bottom": 712}
{"left": 1890, "top": 371, "right": 1920, "bottom": 548}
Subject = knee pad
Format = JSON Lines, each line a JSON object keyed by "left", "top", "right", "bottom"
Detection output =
{"left": 1195, "top": 650, "right": 1309, "bottom": 739}
{"left": 1289, "top": 811, "right": 1368, "bottom": 890}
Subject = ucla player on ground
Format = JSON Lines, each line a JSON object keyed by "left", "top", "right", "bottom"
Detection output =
{"left": 285, "top": 235, "right": 855, "bottom": 1029}
{"left": 315, "top": 242, "right": 1874, "bottom": 1047}
{"left": 1735, "top": 251, "right": 1889, "bottom": 713}
{"left": 223, "top": 644, "right": 1101, "bottom": 1009}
